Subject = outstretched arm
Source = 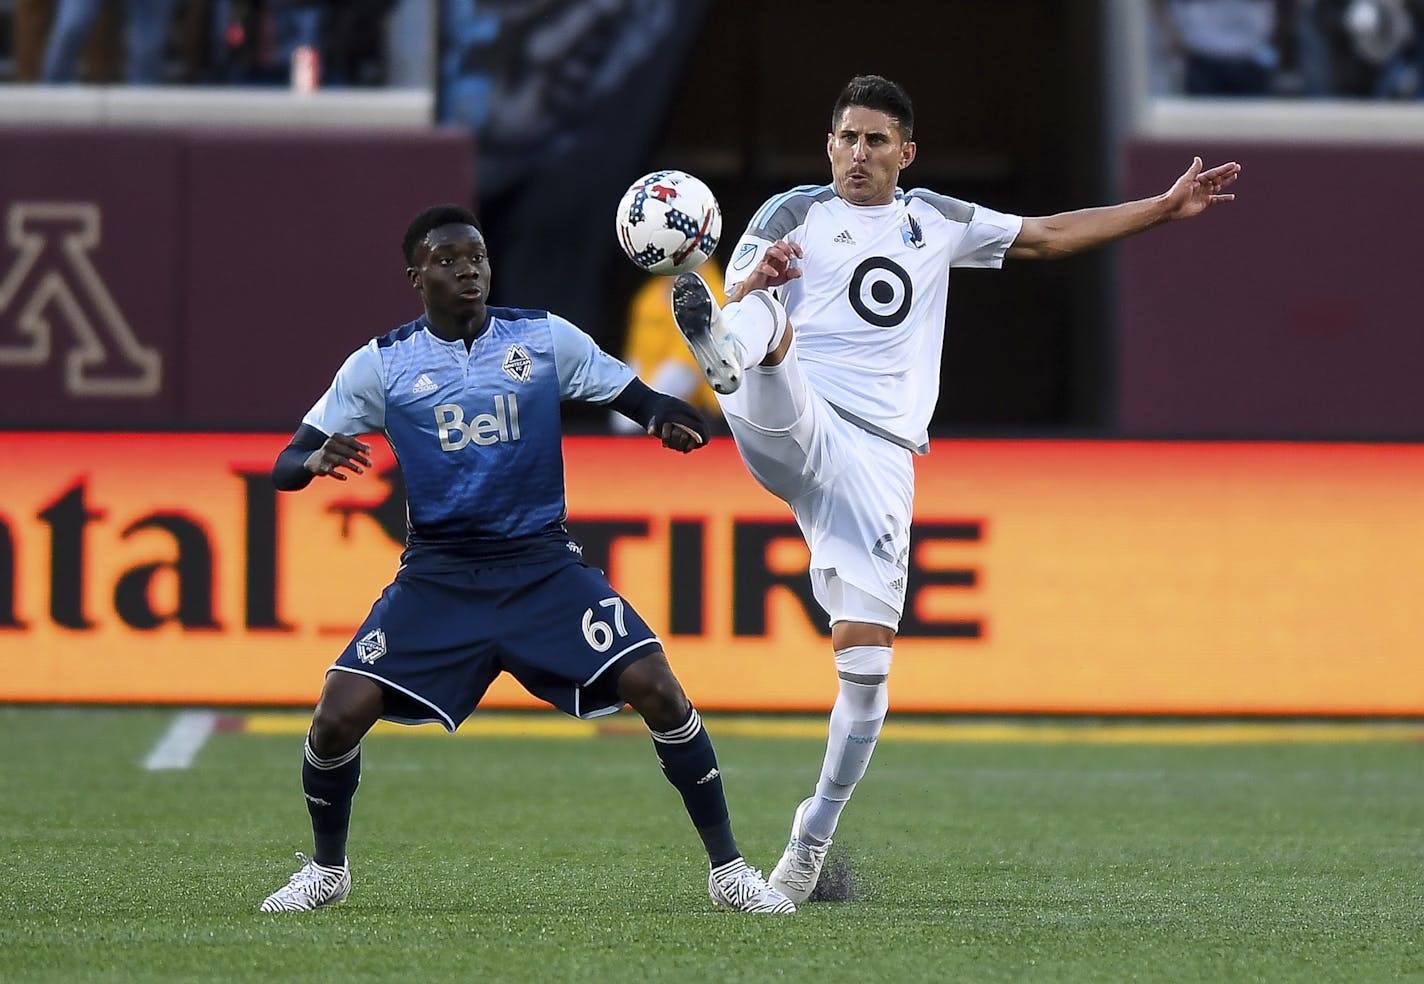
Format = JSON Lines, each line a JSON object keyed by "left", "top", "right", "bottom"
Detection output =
{"left": 1006, "top": 157, "right": 1240, "bottom": 261}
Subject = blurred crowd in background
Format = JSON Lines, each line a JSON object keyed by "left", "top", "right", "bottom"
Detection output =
{"left": 3, "top": 1, "right": 1421, "bottom": 97}
{"left": 4, "top": 0, "right": 405, "bottom": 85}
{"left": 1153, "top": 0, "right": 1424, "bottom": 98}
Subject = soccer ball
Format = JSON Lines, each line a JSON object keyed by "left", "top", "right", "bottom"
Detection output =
{"left": 614, "top": 169, "right": 721, "bottom": 276}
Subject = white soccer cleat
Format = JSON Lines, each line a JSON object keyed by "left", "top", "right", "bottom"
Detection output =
{"left": 671, "top": 272, "right": 743, "bottom": 395}
{"left": 707, "top": 857, "right": 796, "bottom": 914}
{"left": 768, "top": 797, "right": 830, "bottom": 904}
{"left": 259, "top": 852, "right": 351, "bottom": 913}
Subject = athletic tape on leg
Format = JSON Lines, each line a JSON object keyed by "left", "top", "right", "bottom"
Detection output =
{"left": 833, "top": 644, "right": 893, "bottom": 680}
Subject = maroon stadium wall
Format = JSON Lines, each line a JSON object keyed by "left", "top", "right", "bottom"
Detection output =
{"left": 0, "top": 127, "right": 474, "bottom": 430}
{"left": 1119, "top": 140, "right": 1424, "bottom": 440}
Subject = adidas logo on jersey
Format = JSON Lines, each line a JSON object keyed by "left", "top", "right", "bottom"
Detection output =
{"left": 832, "top": 229, "right": 856, "bottom": 244}
{"left": 412, "top": 373, "right": 437, "bottom": 394}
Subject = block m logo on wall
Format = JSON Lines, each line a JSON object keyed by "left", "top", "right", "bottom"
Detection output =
{"left": 0, "top": 202, "right": 161, "bottom": 397}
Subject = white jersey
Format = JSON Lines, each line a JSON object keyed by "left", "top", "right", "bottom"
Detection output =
{"left": 725, "top": 184, "right": 1022, "bottom": 453}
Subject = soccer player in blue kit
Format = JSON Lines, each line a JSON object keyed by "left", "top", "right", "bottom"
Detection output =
{"left": 259, "top": 204, "right": 795, "bottom": 915}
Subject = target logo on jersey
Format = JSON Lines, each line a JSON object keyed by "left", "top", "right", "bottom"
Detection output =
{"left": 849, "top": 256, "right": 914, "bottom": 327}
{"left": 614, "top": 169, "right": 721, "bottom": 276}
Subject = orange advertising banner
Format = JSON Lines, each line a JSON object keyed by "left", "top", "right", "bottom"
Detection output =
{"left": 1, "top": 434, "right": 1420, "bottom": 715}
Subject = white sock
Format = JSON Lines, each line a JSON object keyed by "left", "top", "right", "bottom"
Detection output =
{"left": 722, "top": 290, "right": 787, "bottom": 371}
{"left": 801, "top": 670, "right": 889, "bottom": 843}
{"left": 738, "top": 335, "right": 809, "bottom": 430}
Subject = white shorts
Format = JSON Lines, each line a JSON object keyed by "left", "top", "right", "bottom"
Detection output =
{"left": 719, "top": 340, "right": 914, "bottom": 626}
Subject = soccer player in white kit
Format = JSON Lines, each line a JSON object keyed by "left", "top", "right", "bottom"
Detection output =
{"left": 671, "top": 74, "right": 1241, "bottom": 903}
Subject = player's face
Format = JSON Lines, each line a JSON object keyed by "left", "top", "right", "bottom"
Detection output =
{"left": 408, "top": 224, "right": 491, "bottom": 319}
{"left": 827, "top": 105, "right": 916, "bottom": 206}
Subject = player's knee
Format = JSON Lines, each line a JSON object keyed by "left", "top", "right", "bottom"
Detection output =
{"left": 743, "top": 289, "right": 792, "bottom": 366}
{"left": 834, "top": 647, "right": 892, "bottom": 728}
{"left": 308, "top": 708, "right": 367, "bottom": 757}
{"left": 617, "top": 651, "right": 690, "bottom": 730}
{"left": 764, "top": 323, "right": 793, "bottom": 365}
{"left": 830, "top": 619, "right": 896, "bottom": 653}
{"left": 309, "top": 674, "right": 382, "bottom": 755}
{"left": 633, "top": 677, "right": 691, "bottom": 729}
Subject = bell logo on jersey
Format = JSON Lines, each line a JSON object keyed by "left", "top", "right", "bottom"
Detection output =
{"left": 434, "top": 393, "right": 522, "bottom": 451}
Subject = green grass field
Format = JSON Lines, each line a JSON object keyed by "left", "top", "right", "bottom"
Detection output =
{"left": 1, "top": 707, "right": 1421, "bottom": 983}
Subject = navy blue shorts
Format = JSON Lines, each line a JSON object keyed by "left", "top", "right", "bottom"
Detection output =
{"left": 331, "top": 552, "right": 660, "bottom": 731}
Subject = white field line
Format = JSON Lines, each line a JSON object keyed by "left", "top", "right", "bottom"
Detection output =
{"left": 143, "top": 711, "right": 218, "bottom": 770}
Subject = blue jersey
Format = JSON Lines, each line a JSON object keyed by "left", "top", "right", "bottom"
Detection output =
{"left": 303, "top": 307, "right": 634, "bottom": 559}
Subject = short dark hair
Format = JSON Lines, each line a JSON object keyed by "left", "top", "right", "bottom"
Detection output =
{"left": 830, "top": 75, "right": 914, "bottom": 141}
{"left": 402, "top": 204, "right": 482, "bottom": 265}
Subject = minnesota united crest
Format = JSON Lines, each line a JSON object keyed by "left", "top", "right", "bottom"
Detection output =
{"left": 502, "top": 344, "right": 532, "bottom": 382}
{"left": 902, "top": 213, "right": 925, "bottom": 249}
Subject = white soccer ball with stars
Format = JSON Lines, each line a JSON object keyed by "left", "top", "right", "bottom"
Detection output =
{"left": 614, "top": 169, "right": 722, "bottom": 276}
